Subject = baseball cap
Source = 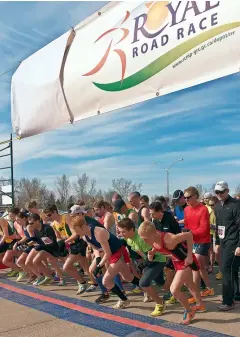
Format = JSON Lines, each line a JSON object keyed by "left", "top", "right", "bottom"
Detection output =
{"left": 214, "top": 181, "right": 228, "bottom": 192}
{"left": 70, "top": 205, "right": 87, "bottom": 215}
{"left": 204, "top": 192, "right": 213, "bottom": 199}
{"left": 112, "top": 198, "right": 125, "bottom": 212}
{"left": 172, "top": 190, "right": 184, "bottom": 200}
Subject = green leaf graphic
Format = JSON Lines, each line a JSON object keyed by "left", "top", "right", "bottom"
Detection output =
{"left": 93, "top": 22, "right": 240, "bottom": 92}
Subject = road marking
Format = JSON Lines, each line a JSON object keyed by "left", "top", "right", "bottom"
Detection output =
{"left": 0, "top": 279, "right": 232, "bottom": 337}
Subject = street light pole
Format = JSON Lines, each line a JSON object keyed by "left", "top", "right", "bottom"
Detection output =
{"left": 166, "top": 169, "right": 169, "bottom": 199}
{"left": 153, "top": 158, "right": 183, "bottom": 198}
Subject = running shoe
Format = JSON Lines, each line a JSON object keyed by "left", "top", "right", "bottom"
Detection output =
{"left": 151, "top": 303, "right": 166, "bottom": 317}
{"left": 76, "top": 282, "right": 87, "bottom": 295}
{"left": 201, "top": 288, "right": 214, "bottom": 297}
{"left": 216, "top": 272, "right": 223, "bottom": 280}
{"left": 58, "top": 280, "right": 66, "bottom": 286}
{"left": 54, "top": 275, "right": 60, "bottom": 282}
{"left": 95, "top": 293, "right": 110, "bottom": 304}
{"left": 188, "top": 296, "right": 196, "bottom": 304}
{"left": 143, "top": 292, "right": 151, "bottom": 303}
{"left": 26, "top": 275, "right": 37, "bottom": 284}
{"left": 7, "top": 270, "right": 19, "bottom": 277}
{"left": 33, "top": 276, "right": 45, "bottom": 286}
{"left": 191, "top": 304, "right": 207, "bottom": 313}
{"left": 132, "top": 286, "right": 143, "bottom": 294}
{"left": 88, "top": 280, "right": 96, "bottom": 285}
{"left": 16, "top": 272, "right": 28, "bottom": 282}
{"left": 166, "top": 296, "right": 178, "bottom": 305}
{"left": 181, "top": 310, "right": 195, "bottom": 325}
{"left": 86, "top": 284, "right": 98, "bottom": 292}
{"left": 38, "top": 276, "right": 54, "bottom": 286}
{"left": 218, "top": 304, "right": 234, "bottom": 311}
{"left": 113, "top": 299, "right": 130, "bottom": 309}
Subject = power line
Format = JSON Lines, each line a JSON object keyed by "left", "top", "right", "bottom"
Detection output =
{"left": 0, "top": 62, "right": 21, "bottom": 78}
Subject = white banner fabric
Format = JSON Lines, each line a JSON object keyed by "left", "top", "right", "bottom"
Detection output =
{"left": 11, "top": 1, "right": 240, "bottom": 137}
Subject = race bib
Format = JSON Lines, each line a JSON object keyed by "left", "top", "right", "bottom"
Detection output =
{"left": 41, "top": 237, "right": 52, "bottom": 245}
{"left": 218, "top": 226, "right": 225, "bottom": 239}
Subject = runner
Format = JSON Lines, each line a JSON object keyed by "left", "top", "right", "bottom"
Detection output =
{"left": 128, "top": 192, "right": 150, "bottom": 226}
{"left": 172, "top": 190, "right": 187, "bottom": 231}
{"left": 140, "top": 195, "right": 149, "bottom": 208}
{"left": 3, "top": 210, "right": 30, "bottom": 281}
{"left": 138, "top": 221, "right": 206, "bottom": 325}
{"left": 44, "top": 204, "right": 95, "bottom": 293}
{"left": 94, "top": 200, "right": 116, "bottom": 235}
{"left": 0, "top": 207, "right": 21, "bottom": 275}
{"left": 149, "top": 201, "right": 181, "bottom": 304}
{"left": 117, "top": 218, "right": 166, "bottom": 317}
{"left": 23, "top": 213, "right": 61, "bottom": 286}
{"left": 214, "top": 181, "right": 240, "bottom": 310}
{"left": 183, "top": 187, "right": 214, "bottom": 304}
{"left": 112, "top": 198, "right": 142, "bottom": 294}
{"left": 71, "top": 215, "right": 140, "bottom": 309}
{"left": 112, "top": 198, "right": 138, "bottom": 225}
{"left": 203, "top": 192, "right": 216, "bottom": 274}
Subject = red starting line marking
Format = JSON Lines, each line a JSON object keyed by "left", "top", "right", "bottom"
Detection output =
{"left": 0, "top": 282, "right": 198, "bottom": 337}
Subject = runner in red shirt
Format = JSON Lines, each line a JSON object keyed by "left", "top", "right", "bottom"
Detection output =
{"left": 138, "top": 221, "right": 206, "bottom": 325}
{"left": 184, "top": 187, "right": 214, "bottom": 303}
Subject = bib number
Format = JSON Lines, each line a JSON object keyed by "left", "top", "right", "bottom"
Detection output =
{"left": 218, "top": 226, "right": 225, "bottom": 239}
{"left": 41, "top": 237, "right": 52, "bottom": 245}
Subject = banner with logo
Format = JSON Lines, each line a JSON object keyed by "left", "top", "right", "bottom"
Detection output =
{"left": 12, "top": 1, "right": 240, "bottom": 138}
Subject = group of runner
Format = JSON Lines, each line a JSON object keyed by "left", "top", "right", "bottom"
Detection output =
{"left": 0, "top": 181, "right": 239, "bottom": 325}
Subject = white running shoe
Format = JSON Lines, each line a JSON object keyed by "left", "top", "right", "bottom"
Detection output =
{"left": 113, "top": 299, "right": 130, "bottom": 309}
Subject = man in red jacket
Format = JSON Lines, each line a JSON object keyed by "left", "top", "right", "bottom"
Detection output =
{"left": 184, "top": 186, "right": 214, "bottom": 304}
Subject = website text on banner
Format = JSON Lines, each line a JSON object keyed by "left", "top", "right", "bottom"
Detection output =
{"left": 11, "top": 1, "right": 240, "bottom": 138}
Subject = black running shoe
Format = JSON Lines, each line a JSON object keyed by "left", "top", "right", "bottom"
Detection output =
{"left": 95, "top": 293, "right": 110, "bottom": 304}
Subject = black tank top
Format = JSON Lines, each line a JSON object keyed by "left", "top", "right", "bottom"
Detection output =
{"left": 84, "top": 216, "right": 122, "bottom": 254}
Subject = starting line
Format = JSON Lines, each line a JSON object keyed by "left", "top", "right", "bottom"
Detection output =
{"left": 0, "top": 278, "right": 232, "bottom": 337}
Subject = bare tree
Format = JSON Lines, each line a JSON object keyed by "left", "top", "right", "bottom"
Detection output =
{"left": 45, "top": 191, "right": 57, "bottom": 205}
{"left": 73, "top": 173, "right": 97, "bottom": 204}
{"left": 73, "top": 173, "right": 89, "bottom": 199}
{"left": 195, "top": 184, "right": 208, "bottom": 198}
{"left": 235, "top": 184, "right": 240, "bottom": 195}
{"left": 112, "top": 178, "right": 142, "bottom": 201}
{"left": 103, "top": 189, "right": 116, "bottom": 204}
{"left": 209, "top": 183, "right": 216, "bottom": 194}
{"left": 15, "top": 178, "right": 49, "bottom": 208}
{"left": 54, "top": 174, "right": 71, "bottom": 211}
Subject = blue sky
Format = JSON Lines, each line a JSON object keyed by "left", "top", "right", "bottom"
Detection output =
{"left": 0, "top": 1, "right": 239, "bottom": 196}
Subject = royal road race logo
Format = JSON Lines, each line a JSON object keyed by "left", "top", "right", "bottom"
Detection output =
{"left": 82, "top": 1, "right": 240, "bottom": 92}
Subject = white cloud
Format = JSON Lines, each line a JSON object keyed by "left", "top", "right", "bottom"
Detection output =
{"left": 216, "top": 160, "right": 240, "bottom": 166}
{"left": 156, "top": 132, "right": 197, "bottom": 144}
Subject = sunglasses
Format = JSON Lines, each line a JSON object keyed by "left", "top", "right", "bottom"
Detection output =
{"left": 209, "top": 204, "right": 214, "bottom": 207}
{"left": 28, "top": 221, "right": 34, "bottom": 225}
{"left": 184, "top": 195, "right": 194, "bottom": 200}
{"left": 215, "top": 190, "right": 227, "bottom": 195}
{"left": 46, "top": 213, "right": 52, "bottom": 218}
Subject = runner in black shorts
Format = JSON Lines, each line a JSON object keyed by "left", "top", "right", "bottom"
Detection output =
{"left": 23, "top": 213, "right": 62, "bottom": 286}
{"left": 62, "top": 205, "right": 97, "bottom": 294}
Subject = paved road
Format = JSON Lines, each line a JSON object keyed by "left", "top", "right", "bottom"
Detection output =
{"left": 0, "top": 269, "right": 239, "bottom": 337}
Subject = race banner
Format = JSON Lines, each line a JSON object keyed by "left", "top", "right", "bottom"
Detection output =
{"left": 11, "top": 1, "right": 240, "bottom": 138}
